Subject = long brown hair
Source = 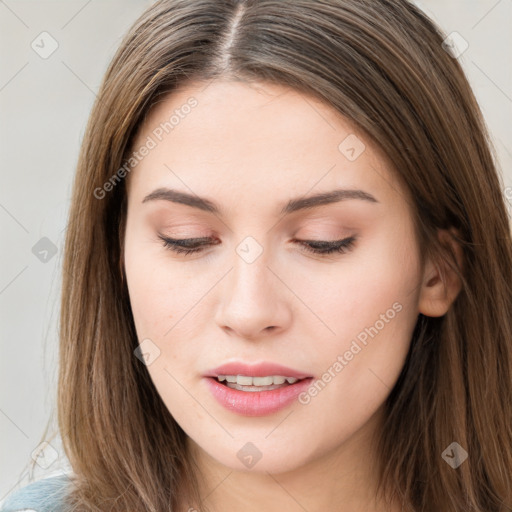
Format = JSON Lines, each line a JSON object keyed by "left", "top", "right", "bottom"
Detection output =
{"left": 28, "top": 0, "right": 512, "bottom": 510}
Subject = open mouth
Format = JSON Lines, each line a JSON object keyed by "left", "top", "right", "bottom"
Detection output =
{"left": 212, "top": 375, "right": 310, "bottom": 392}
{"left": 205, "top": 373, "right": 314, "bottom": 416}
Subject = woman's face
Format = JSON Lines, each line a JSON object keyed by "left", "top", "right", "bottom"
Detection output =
{"left": 123, "top": 79, "right": 425, "bottom": 475}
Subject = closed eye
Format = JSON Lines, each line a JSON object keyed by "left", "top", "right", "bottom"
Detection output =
{"left": 157, "top": 235, "right": 356, "bottom": 257}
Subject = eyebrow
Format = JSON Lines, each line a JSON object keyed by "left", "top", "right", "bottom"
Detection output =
{"left": 142, "top": 187, "right": 378, "bottom": 215}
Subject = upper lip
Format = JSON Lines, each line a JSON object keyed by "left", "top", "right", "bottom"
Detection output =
{"left": 204, "top": 361, "right": 313, "bottom": 379}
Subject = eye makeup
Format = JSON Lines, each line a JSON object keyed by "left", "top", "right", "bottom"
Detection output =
{"left": 157, "top": 234, "right": 357, "bottom": 257}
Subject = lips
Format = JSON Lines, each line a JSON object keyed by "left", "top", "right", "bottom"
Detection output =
{"left": 204, "top": 361, "right": 313, "bottom": 380}
{"left": 204, "top": 375, "right": 314, "bottom": 416}
{"left": 202, "top": 361, "right": 314, "bottom": 416}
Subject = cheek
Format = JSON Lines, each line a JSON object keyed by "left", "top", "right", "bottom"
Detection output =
{"left": 302, "top": 221, "right": 420, "bottom": 333}
{"left": 124, "top": 231, "right": 184, "bottom": 338}
{"left": 297, "top": 222, "right": 421, "bottom": 395}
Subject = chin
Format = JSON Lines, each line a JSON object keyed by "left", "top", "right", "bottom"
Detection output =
{"left": 195, "top": 436, "right": 316, "bottom": 475}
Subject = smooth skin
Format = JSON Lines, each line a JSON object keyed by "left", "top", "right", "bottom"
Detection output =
{"left": 123, "top": 80, "right": 462, "bottom": 512}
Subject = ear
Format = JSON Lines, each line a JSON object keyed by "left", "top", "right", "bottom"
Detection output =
{"left": 418, "top": 228, "right": 464, "bottom": 318}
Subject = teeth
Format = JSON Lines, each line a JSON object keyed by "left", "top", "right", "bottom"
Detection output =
{"left": 216, "top": 375, "right": 300, "bottom": 386}
{"left": 253, "top": 376, "right": 273, "bottom": 386}
{"left": 237, "top": 375, "right": 253, "bottom": 385}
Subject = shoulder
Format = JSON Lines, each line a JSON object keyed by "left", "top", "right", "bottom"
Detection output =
{"left": 0, "top": 474, "right": 72, "bottom": 512}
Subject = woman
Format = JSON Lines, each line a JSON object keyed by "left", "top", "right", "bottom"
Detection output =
{"left": 2, "top": 0, "right": 511, "bottom": 511}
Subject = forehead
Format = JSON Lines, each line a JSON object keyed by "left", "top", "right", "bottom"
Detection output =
{"left": 127, "top": 79, "right": 405, "bottom": 211}
{"left": 135, "top": 79, "right": 362, "bottom": 158}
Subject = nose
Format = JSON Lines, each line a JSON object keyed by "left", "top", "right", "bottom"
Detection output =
{"left": 214, "top": 246, "right": 292, "bottom": 340}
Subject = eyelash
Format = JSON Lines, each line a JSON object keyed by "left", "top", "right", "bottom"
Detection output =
{"left": 157, "top": 235, "right": 356, "bottom": 257}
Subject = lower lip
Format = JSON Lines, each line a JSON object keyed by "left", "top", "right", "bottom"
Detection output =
{"left": 204, "top": 377, "right": 314, "bottom": 416}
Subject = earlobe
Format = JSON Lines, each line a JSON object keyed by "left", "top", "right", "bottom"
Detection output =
{"left": 418, "top": 228, "right": 464, "bottom": 318}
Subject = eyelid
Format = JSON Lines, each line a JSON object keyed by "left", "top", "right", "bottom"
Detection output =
{"left": 158, "top": 235, "right": 215, "bottom": 247}
{"left": 157, "top": 233, "right": 356, "bottom": 257}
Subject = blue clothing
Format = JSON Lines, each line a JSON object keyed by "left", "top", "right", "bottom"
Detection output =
{"left": 0, "top": 474, "right": 71, "bottom": 512}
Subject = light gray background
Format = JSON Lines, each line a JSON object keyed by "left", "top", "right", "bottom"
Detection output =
{"left": 1, "top": 0, "right": 511, "bottom": 502}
